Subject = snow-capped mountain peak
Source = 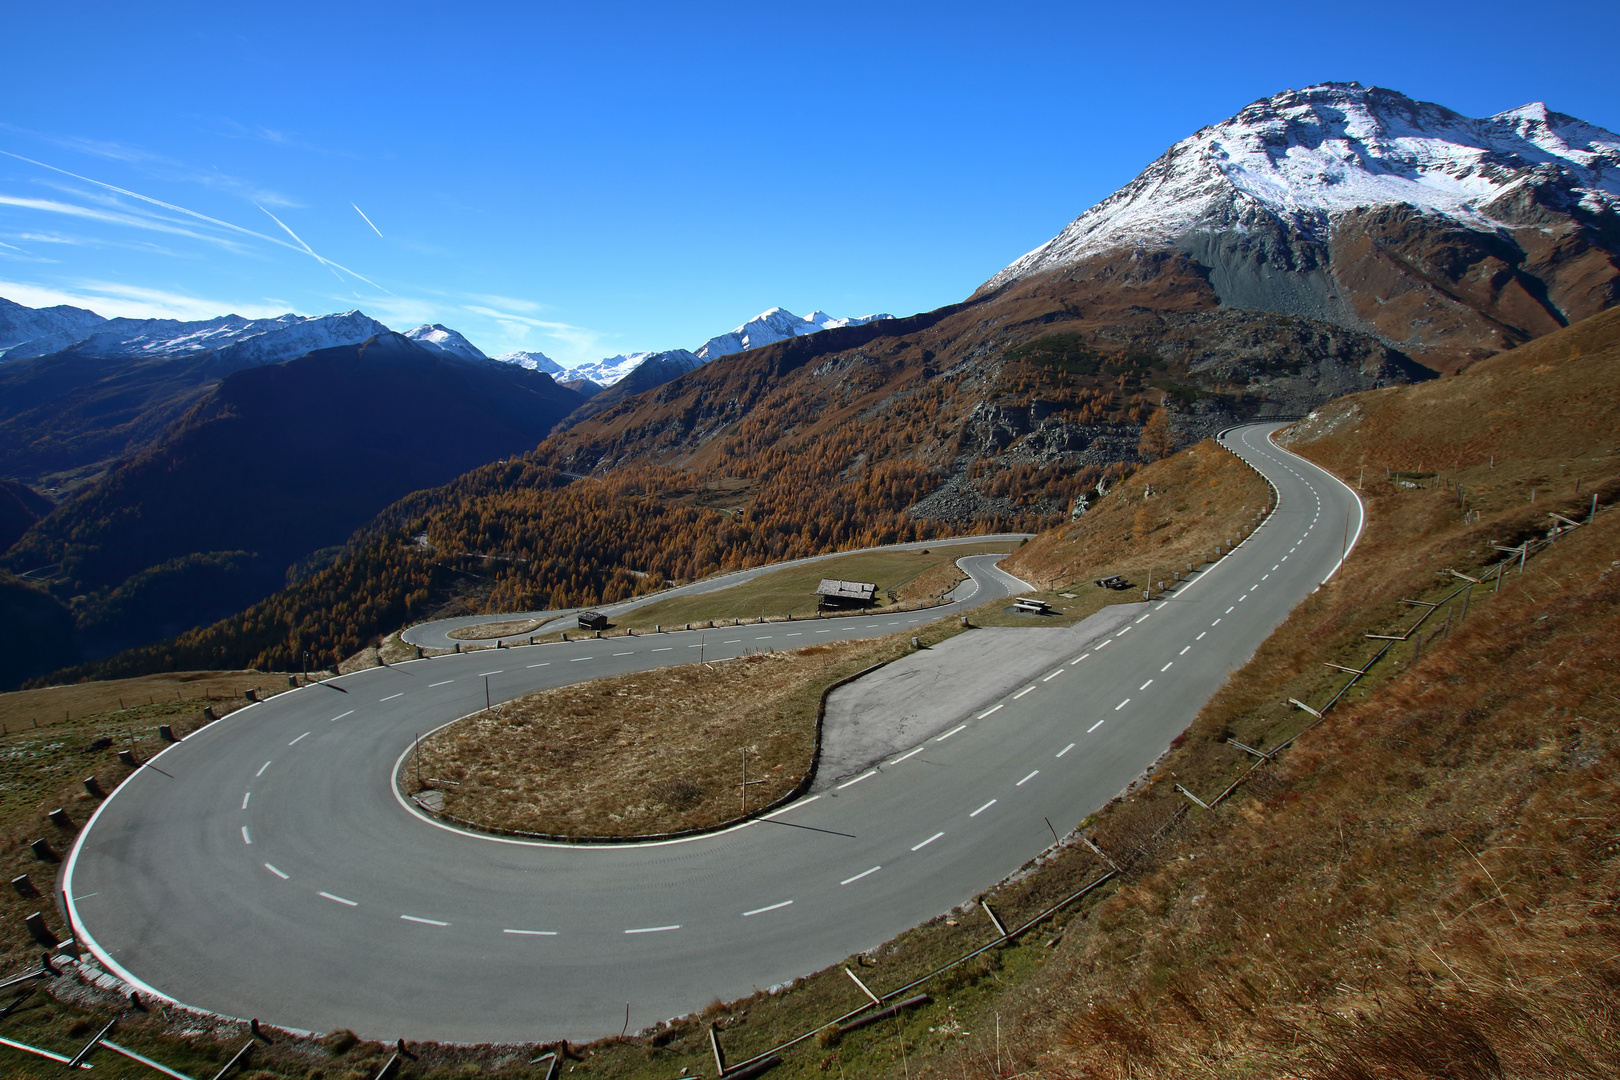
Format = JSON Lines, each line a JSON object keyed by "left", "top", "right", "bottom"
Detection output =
{"left": 692, "top": 307, "right": 893, "bottom": 361}
{"left": 984, "top": 82, "right": 1620, "bottom": 290}
{"left": 0, "top": 304, "right": 392, "bottom": 365}
{"left": 404, "top": 324, "right": 489, "bottom": 363}
{"left": 490, "top": 350, "right": 564, "bottom": 375}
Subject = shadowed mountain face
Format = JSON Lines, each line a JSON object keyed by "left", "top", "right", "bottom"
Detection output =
{"left": 2, "top": 334, "right": 585, "bottom": 666}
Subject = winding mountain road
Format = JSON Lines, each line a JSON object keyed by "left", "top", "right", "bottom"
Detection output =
{"left": 63, "top": 422, "right": 1360, "bottom": 1043}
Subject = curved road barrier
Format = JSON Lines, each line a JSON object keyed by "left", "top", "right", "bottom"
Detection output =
{"left": 64, "top": 422, "right": 1360, "bottom": 1043}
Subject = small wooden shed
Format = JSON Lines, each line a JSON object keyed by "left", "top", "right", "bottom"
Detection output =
{"left": 816, "top": 579, "right": 877, "bottom": 611}
{"left": 577, "top": 610, "right": 609, "bottom": 631}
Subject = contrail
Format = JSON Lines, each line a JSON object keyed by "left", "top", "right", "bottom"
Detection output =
{"left": 258, "top": 204, "right": 347, "bottom": 287}
{"left": 0, "top": 149, "right": 391, "bottom": 292}
{"left": 351, "top": 203, "right": 383, "bottom": 237}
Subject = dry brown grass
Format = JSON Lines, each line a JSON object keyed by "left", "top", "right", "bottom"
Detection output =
{"left": 407, "top": 634, "right": 934, "bottom": 838}
{"left": 445, "top": 619, "right": 543, "bottom": 640}
{"left": 1004, "top": 437, "right": 1272, "bottom": 594}
{"left": 0, "top": 670, "right": 298, "bottom": 738}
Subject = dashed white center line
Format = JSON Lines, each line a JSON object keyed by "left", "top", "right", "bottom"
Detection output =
{"left": 1043, "top": 669, "right": 1064, "bottom": 682}
{"left": 613, "top": 652, "right": 634, "bottom": 657}
{"left": 241, "top": 792, "right": 250, "bottom": 810}
{"left": 890, "top": 746, "right": 925, "bottom": 765}
{"left": 320, "top": 892, "right": 357, "bottom": 907}
{"left": 1251, "top": 584, "right": 1260, "bottom": 591}
{"left": 429, "top": 680, "right": 454, "bottom": 687}
{"left": 241, "top": 826, "right": 252, "bottom": 844}
{"left": 1115, "top": 699, "right": 1131, "bottom": 710}
{"left": 526, "top": 663, "right": 550, "bottom": 668}
{"left": 816, "top": 629, "right": 831, "bottom": 634}
{"left": 742, "top": 900, "right": 794, "bottom": 917}
{"left": 977, "top": 704, "right": 1003, "bottom": 719}
{"left": 264, "top": 863, "right": 287, "bottom": 880}
{"left": 379, "top": 693, "right": 403, "bottom": 703}
{"left": 1161, "top": 662, "right": 1174, "bottom": 672}
{"left": 1271, "top": 565, "right": 1279, "bottom": 572}
{"left": 1013, "top": 686, "right": 1035, "bottom": 699}
{"left": 1135, "top": 613, "right": 1152, "bottom": 624}
{"left": 651, "top": 648, "right": 672, "bottom": 652}
{"left": 1211, "top": 619, "right": 1221, "bottom": 627}
{"left": 840, "top": 867, "right": 881, "bottom": 885}
{"left": 289, "top": 732, "right": 310, "bottom": 745}
{"left": 787, "top": 633, "right": 802, "bottom": 637}
{"left": 1017, "top": 770, "right": 1039, "bottom": 786}
{"left": 970, "top": 800, "right": 997, "bottom": 817}
{"left": 1239, "top": 594, "right": 1248, "bottom": 602}
{"left": 1281, "top": 555, "right": 1289, "bottom": 562}
{"left": 723, "top": 639, "right": 741, "bottom": 644}
{"left": 571, "top": 656, "right": 594, "bottom": 662}
{"left": 1057, "top": 742, "right": 1074, "bottom": 757}
{"left": 912, "top": 832, "right": 944, "bottom": 851}
{"left": 936, "top": 724, "right": 967, "bottom": 742}
{"left": 256, "top": 761, "right": 272, "bottom": 777}
{"left": 478, "top": 670, "right": 503, "bottom": 677}
{"left": 329, "top": 709, "right": 354, "bottom": 722}
{"left": 1225, "top": 606, "right": 1235, "bottom": 614}
{"left": 1140, "top": 679, "right": 1154, "bottom": 690}
{"left": 1180, "top": 645, "right": 1192, "bottom": 654}
{"left": 1070, "top": 653, "right": 1090, "bottom": 665}
{"left": 503, "top": 928, "right": 558, "bottom": 936}
{"left": 837, "top": 770, "right": 877, "bottom": 789}
{"left": 1116, "top": 626, "right": 1132, "bottom": 637}
{"left": 401, "top": 915, "right": 449, "bottom": 927}
{"left": 755, "top": 636, "right": 772, "bottom": 640}
{"left": 625, "top": 924, "right": 681, "bottom": 934}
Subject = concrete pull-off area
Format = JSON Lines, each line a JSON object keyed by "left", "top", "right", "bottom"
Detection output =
{"left": 816, "top": 605, "right": 1138, "bottom": 790}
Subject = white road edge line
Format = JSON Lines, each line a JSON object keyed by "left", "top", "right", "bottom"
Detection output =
{"left": 1013, "top": 686, "right": 1035, "bottom": 699}
{"left": 837, "top": 770, "right": 877, "bottom": 789}
{"left": 890, "top": 746, "right": 925, "bottom": 765}
{"left": 935, "top": 724, "right": 968, "bottom": 742}
{"left": 977, "top": 704, "right": 1003, "bottom": 719}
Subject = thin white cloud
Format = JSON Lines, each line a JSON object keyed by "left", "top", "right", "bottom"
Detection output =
{"left": 0, "top": 151, "right": 383, "bottom": 286}
{"left": 462, "top": 303, "right": 606, "bottom": 356}
{"left": 0, "top": 278, "right": 292, "bottom": 321}
{"left": 0, "top": 192, "right": 250, "bottom": 250}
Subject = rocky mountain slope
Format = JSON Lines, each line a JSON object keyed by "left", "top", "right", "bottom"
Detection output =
{"left": 984, "top": 82, "right": 1620, "bottom": 371}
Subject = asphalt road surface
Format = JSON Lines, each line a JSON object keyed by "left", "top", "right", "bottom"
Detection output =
{"left": 399, "top": 532, "right": 1035, "bottom": 649}
{"left": 64, "top": 422, "right": 1360, "bottom": 1043}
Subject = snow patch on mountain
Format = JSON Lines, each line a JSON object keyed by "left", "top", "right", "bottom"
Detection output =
{"left": 0, "top": 305, "right": 391, "bottom": 364}
{"left": 0, "top": 297, "right": 107, "bottom": 359}
{"left": 404, "top": 324, "right": 489, "bottom": 362}
{"left": 693, "top": 307, "right": 893, "bottom": 361}
{"left": 566, "top": 352, "right": 654, "bottom": 386}
{"left": 491, "top": 350, "right": 564, "bottom": 375}
{"left": 985, "top": 82, "right": 1620, "bottom": 290}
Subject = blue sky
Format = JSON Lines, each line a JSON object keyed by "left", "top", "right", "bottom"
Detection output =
{"left": 2, "top": 1, "right": 1615, "bottom": 367}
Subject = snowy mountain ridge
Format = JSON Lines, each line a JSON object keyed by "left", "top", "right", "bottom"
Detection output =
{"left": 0, "top": 306, "right": 392, "bottom": 366}
{"left": 537, "top": 307, "right": 895, "bottom": 388}
{"left": 985, "top": 82, "right": 1620, "bottom": 290}
{"left": 403, "top": 324, "right": 489, "bottom": 363}
{"left": 490, "top": 350, "right": 564, "bottom": 375}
